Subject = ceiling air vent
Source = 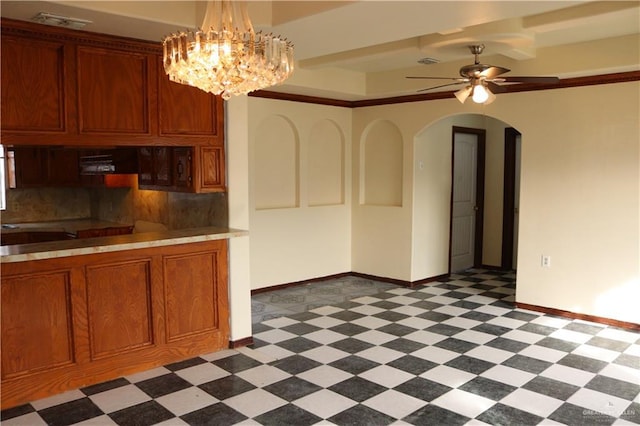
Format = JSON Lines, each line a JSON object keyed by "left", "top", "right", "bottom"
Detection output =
{"left": 32, "top": 12, "right": 92, "bottom": 30}
{"left": 417, "top": 57, "right": 440, "bottom": 65}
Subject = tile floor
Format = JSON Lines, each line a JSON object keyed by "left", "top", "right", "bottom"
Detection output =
{"left": 2, "top": 269, "right": 639, "bottom": 426}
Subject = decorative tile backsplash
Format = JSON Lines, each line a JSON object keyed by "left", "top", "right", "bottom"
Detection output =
{"left": 3, "top": 180, "right": 228, "bottom": 230}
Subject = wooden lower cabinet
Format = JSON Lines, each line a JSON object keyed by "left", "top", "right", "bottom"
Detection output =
{"left": 0, "top": 239, "right": 229, "bottom": 409}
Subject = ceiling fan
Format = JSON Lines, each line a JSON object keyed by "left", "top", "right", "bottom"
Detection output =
{"left": 407, "top": 44, "right": 559, "bottom": 105}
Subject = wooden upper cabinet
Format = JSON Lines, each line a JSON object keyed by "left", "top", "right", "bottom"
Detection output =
{"left": 77, "top": 47, "right": 151, "bottom": 135}
{"left": 173, "top": 147, "right": 193, "bottom": 190}
{"left": 158, "top": 59, "right": 224, "bottom": 144}
{"left": 195, "top": 146, "right": 226, "bottom": 192}
{"left": 13, "top": 147, "right": 81, "bottom": 187}
{"left": 137, "top": 147, "right": 154, "bottom": 186}
{"left": 48, "top": 149, "right": 81, "bottom": 186}
{"left": 13, "top": 147, "right": 47, "bottom": 187}
{"left": 1, "top": 36, "right": 68, "bottom": 133}
{"left": 1, "top": 19, "right": 224, "bottom": 148}
{"left": 137, "top": 146, "right": 172, "bottom": 189}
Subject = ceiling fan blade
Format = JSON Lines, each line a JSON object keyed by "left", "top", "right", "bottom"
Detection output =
{"left": 479, "top": 66, "right": 510, "bottom": 79}
{"left": 454, "top": 86, "right": 472, "bottom": 104}
{"left": 406, "top": 76, "right": 465, "bottom": 81}
{"left": 417, "top": 82, "right": 465, "bottom": 92}
{"left": 486, "top": 81, "right": 507, "bottom": 93}
{"left": 502, "top": 76, "right": 560, "bottom": 84}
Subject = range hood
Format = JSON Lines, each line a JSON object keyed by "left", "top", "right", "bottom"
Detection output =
{"left": 79, "top": 154, "right": 116, "bottom": 174}
{"left": 79, "top": 148, "right": 138, "bottom": 175}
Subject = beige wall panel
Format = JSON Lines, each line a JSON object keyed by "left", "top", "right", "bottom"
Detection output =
{"left": 361, "top": 120, "right": 403, "bottom": 206}
{"left": 249, "top": 98, "right": 352, "bottom": 289}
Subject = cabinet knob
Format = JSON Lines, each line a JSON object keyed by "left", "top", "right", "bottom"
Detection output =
{"left": 177, "top": 160, "right": 184, "bottom": 177}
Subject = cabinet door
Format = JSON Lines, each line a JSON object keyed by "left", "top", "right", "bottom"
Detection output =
{"left": 138, "top": 147, "right": 172, "bottom": 188}
{"left": 13, "top": 147, "right": 46, "bottom": 187}
{"left": 173, "top": 147, "right": 193, "bottom": 190}
{"left": 195, "top": 146, "right": 226, "bottom": 192}
{"left": 137, "top": 147, "right": 154, "bottom": 186}
{"left": 158, "top": 59, "right": 223, "bottom": 140}
{"left": 164, "top": 251, "right": 221, "bottom": 341}
{"left": 153, "top": 147, "right": 172, "bottom": 186}
{"left": 85, "top": 260, "right": 154, "bottom": 359}
{"left": 77, "top": 47, "right": 150, "bottom": 135}
{"left": 47, "top": 149, "right": 80, "bottom": 186}
{"left": 1, "top": 36, "right": 67, "bottom": 133}
{"left": 1, "top": 271, "right": 74, "bottom": 379}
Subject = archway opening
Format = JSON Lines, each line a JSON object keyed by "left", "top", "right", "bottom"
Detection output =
{"left": 412, "top": 113, "right": 521, "bottom": 281}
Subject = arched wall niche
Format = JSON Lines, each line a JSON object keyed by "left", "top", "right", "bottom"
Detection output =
{"left": 254, "top": 114, "right": 300, "bottom": 210}
{"left": 308, "top": 119, "right": 345, "bottom": 206}
{"left": 360, "top": 119, "right": 403, "bottom": 206}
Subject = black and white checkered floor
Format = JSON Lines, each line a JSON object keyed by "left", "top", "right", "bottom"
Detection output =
{"left": 2, "top": 270, "right": 639, "bottom": 425}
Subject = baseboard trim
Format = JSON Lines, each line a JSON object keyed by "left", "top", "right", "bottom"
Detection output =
{"left": 251, "top": 272, "right": 450, "bottom": 295}
{"left": 229, "top": 337, "right": 254, "bottom": 349}
{"left": 350, "top": 272, "right": 449, "bottom": 288}
{"left": 350, "top": 272, "right": 412, "bottom": 287}
{"left": 516, "top": 302, "right": 640, "bottom": 331}
{"left": 479, "top": 264, "right": 511, "bottom": 272}
{"left": 251, "top": 273, "right": 351, "bottom": 295}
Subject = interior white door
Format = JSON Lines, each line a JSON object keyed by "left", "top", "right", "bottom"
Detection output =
{"left": 451, "top": 132, "right": 478, "bottom": 272}
{"left": 513, "top": 134, "right": 521, "bottom": 268}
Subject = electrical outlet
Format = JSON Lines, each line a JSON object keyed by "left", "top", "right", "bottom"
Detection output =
{"left": 541, "top": 255, "right": 551, "bottom": 268}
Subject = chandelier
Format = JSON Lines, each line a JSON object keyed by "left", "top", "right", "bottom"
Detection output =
{"left": 162, "top": 0, "right": 294, "bottom": 100}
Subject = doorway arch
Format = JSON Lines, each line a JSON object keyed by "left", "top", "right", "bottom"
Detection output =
{"left": 412, "top": 113, "right": 521, "bottom": 280}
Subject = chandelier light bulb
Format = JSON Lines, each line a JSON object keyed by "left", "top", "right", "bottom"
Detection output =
{"left": 472, "top": 84, "right": 490, "bottom": 103}
{"left": 162, "top": 0, "right": 294, "bottom": 100}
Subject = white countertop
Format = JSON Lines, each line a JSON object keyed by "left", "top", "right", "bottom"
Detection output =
{"left": 1, "top": 227, "right": 248, "bottom": 263}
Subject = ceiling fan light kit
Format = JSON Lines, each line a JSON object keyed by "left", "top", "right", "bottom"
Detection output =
{"left": 407, "top": 44, "right": 559, "bottom": 105}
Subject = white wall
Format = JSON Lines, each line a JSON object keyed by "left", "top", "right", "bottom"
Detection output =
{"left": 248, "top": 98, "right": 352, "bottom": 289}
{"left": 226, "top": 96, "right": 252, "bottom": 341}
{"left": 351, "top": 81, "right": 639, "bottom": 324}
{"left": 507, "top": 84, "right": 639, "bottom": 324}
{"left": 233, "top": 80, "right": 639, "bottom": 329}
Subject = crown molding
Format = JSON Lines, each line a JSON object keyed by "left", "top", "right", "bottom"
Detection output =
{"left": 250, "top": 70, "right": 640, "bottom": 108}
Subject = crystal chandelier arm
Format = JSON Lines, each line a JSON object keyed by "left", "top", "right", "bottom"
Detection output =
{"left": 201, "top": 0, "right": 220, "bottom": 30}
{"left": 201, "top": 0, "right": 254, "bottom": 33}
{"left": 233, "top": 1, "right": 254, "bottom": 34}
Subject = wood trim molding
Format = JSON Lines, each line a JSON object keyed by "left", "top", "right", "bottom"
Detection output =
{"left": 450, "top": 127, "right": 486, "bottom": 271}
{"left": 1, "top": 18, "right": 162, "bottom": 55}
{"left": 229, "top": 337, "right": 254, "bottom": 348}
{"left": 252, "top": 272, "right": 449, "bottom": 293}
{"left": 516, "top": 302, "right": 640, "bottom": 331}
{"left": 329, "top": 272, "right": 447, "bottom": 288}
{"left": 350, "top": 272, "right": 414, "bottom": 288}
{"left": 248, "top": 90, "right": 353, "bottom": 108}
{"left": 351, "top": 272, "right": 450, "bottom": 288}
{"left": 251, "top": 273, "right": 351, "bottom": 295}
{"left": 501, "top": 128, "right": 520, "bottom": 270}
{"left": 252, "top": 70, "right": 640, "bottom": 108}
